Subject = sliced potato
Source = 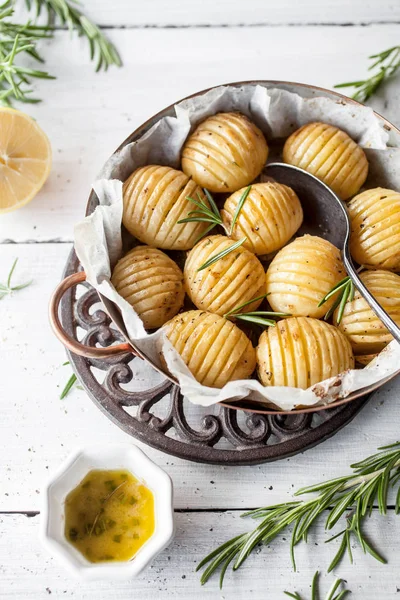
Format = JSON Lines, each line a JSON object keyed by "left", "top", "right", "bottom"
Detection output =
{"left": 256, "top": 317, "right": 354, "bottom": 389}
{"left": 221, "top": 182, "right": 303, "bottom": 255}
{"left": 334, "top": 269, "right": 400, "bottom": 355}
{"left": 122, "top": 165, "right": 210, "bottom": 250}
{"left": 184, "top": 235, "right": 265, "bottom": 316}
{"left": 111, "top": 246, "right": 185, "bottom": 329}
{"left": 181, "top": 112, "right": 268, "bottom": 193}
{"left": 162, "top": 310, "right": 256, "bottom": 388}
{"left": 283, "top": 122, "right": 368, "bottom": 200}
{"left": 349, "top": 187, "right": 400, "bottom": 271}
{"left": 265, "top": 235, "right": 345, "bottom": 318}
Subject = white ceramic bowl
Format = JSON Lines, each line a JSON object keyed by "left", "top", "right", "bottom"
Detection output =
{"left": 40, "top": 443, "right": 174, "bottom": 579}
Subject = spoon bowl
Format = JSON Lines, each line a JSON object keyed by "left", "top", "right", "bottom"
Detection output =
{"left": 263, "top": 162, "right": 400, "bottom": 344}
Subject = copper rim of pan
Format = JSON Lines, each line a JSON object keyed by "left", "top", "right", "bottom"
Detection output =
{"left": 79, "top": 80, "right": 400, "bottom": 415}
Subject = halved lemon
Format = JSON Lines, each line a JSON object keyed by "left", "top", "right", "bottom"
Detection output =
{"left": 0, "top": 107, "right": 51, "bottom": 214}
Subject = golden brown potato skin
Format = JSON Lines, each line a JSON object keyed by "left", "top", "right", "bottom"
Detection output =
{"left": 162, "top": 310, "right": 256, "bottom": 388}
{"left": 349, "top": 187, "right": 400, "bottom": 271}
{"left": 265, "top": 235, "right": 345, "bottom": 318}
{"left": 221, "top": 182, "right": 303, "bottom": 255}
{"left": 334, "top": 270, "right": 400, "bottom": 355}
{"left": 184, "top": 235, "right": 265, "bottom": 316}
{"left": 355, "top": 354, "right": 378, "bottom": 366}
{"left": 181, "top": 112, "right": 268, "bottom": 193}
{"left": 283, "top": 122, "right": 368, "bottom": 200}
{"left": 111, "top": 246, "right": 185, "bottom": 329}
{"left": 256, "top": 317, "right": 354, "bottom": 389}
{"left": 122, "top": 165, "right": 210, "bottom": 250}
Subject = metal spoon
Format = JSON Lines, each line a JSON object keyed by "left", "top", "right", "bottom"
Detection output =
{"left": 262, "top": 162, "right": 400, "bottom": 345}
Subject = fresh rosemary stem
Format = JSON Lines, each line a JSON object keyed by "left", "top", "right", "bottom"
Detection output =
{"left": 197, "top": 441, "right": 400, "bottom": 588}
{"left": 0, "top": 258, "right": 32, "bottom": 299}
{"left": 335, "top": 45, "right": 400, "bottom": 102}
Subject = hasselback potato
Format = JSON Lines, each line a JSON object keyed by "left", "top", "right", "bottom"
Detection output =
{"left": 122, "top": 165, "right": 210, "bottom": 250}
{"left": 162, "top": 310, "right": 256, "bottom": 388}
{"left": 265, "top": 235, "right": 345, "bottom": 318}
{"left": 349, "top": 187, "right": 400, "bottom": 271}
{"left": 256, "top": 317, "right": 354, "bottom": 389}
{"left": 184, "top": 235, "right": 265, "bottom": 316}
{"left": 283, "top": 122, "right": 368, "bottom": 200}
{"left": 334, "top": 269, "right": 400, "bottom": 355}
{"left": 181, "top": 112, "right": 268, "bottom": 193}
{"left": 111, "top": 246, "right": 185, "bottom": 329}
{"left": 221, "top": 182, "right": 303, "bottom": 255}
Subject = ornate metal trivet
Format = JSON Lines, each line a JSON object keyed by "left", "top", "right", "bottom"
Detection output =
{"left": 61, "top": 248, "right": 370, "bottom": 465}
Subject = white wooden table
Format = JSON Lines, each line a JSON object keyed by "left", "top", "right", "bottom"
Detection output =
{"left": 1, "top": 2, "right": 400, "bottom": 597}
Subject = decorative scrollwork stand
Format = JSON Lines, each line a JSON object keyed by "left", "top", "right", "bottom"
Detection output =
{"left": 61, "top": 248, "right": 370, "bottom": 466}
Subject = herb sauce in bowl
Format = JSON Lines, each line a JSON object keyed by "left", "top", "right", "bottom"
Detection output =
{"left": 64, "top": 469, "right": 155, "bottom": 563}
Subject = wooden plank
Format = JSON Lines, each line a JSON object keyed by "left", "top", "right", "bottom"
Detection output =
{"left": 52, "top": 0, "right": 400, "bottom": 26}
{"left": 1, "top": 243, "right": 400, "bottom": 512}
{"left": 0, "top": 510, "right": 399, "bottom": 598}
{"left": 0, "top": 25, "right": 399, "bottom": 244}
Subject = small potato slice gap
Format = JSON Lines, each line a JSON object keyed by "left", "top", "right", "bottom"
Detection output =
{"left": 349, "top": 187, "right": 400, "bottom": 271}
{"left": 265, "top": 235, "right": 345, "bottom": 318}
{"left": 181, "top": 112, "right": 268, "bottom": 193}
{"left": 256, "top": 317, "right": 354, "bottom": 389}
{"left": 221, "top": 182, "right": 303, "bottom": 255}
{"left": 122, "top": 165, "right": 210, "bottom": 250}
{"left": 283, "top": 122, "right": 368, "bottom": 200}
{"left": 162, "top": 310, "right": 256, "bottom": 388}
{"left": 184, "top": 235, "right": 265, "bottom": 316}
{"left": 111, "top": 246, "right": 185, "bottom": 329}
{"left": 334, "top": 269, "right": 400, "bottom": 356}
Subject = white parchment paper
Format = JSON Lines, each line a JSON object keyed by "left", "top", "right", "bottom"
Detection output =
{"left": 74, "top": 84, "right": 400, "bottom": 410}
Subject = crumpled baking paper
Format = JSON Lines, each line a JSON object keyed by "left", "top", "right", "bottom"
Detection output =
{"left": 74, "top": 84, "right": 400, "bottom": 410}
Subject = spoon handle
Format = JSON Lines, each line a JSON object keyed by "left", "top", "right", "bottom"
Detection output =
{"left": 342, "top": 249, "right": 400, "bottom": 345}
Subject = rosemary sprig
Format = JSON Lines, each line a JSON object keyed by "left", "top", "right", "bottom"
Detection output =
{"left": 0, "top": 258, "right": 32, "bottom": 299}
{"left": 335, "top": 46, "right": 400, "bottom": 102}
{"left": 0, "top": 1, "right": 53, "bottom": 104}
{"left": 197, "top": 237, "right": 247, "bottom": 271}
{"left": 197, "top": 441, "right": 400, "bottom": 587}
{"left": 0, "top": 0, "right": 121, "bottom": 105}
{"left": 318, "top": 276, "right": 354, "bottom": 324}
{"left": 224, "top": 294, "right": 290, "bottom": 328}
{"left": 60, "top": 373, "right": 77, "bottom": 399}
{"left": 60, "top": 361, "right": 79, "bottom": 399}
{"left": 178, "top": 190, "right": 223, "bottom": 243}
{"left": 178, "top": 186, "right": 252, "bottom": 243}
{"left": 25, "top": 0, "right": 121, "bottom": 72}
{"left": 229, "top": 185, "right": 251, "bottom": 235}
{"left": 285, "top": 571, "right": 351, "bottom": 600}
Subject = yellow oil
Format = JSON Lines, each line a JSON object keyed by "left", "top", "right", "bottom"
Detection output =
{"left": 64, "top": 469, "right": 155, "bottom": 563}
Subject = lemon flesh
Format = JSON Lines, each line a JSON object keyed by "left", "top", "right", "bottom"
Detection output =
{"left": 0, "top": 108, "right": 51, "bottom": 214}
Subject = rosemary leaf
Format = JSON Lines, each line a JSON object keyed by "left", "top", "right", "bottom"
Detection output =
{"left": 60, "top": 373, "right": 77, "bottom": 399}
{"left": 197, "top": 237, "right": 247, "bottom": 271}
{"left": 224, "top": 294, "right": 270, "bottom": 317}
{"left": 229, "top": 314, "right": 277, "bottom": 327}
{"left": 204, "top": 188, "right": 221, "bottom": 217}
{"left": 6, "top": 257, "right": 17, "bottom": 287}
{"left": 230, "top": 185, "right": 251, "bottom": 235}
{"left": 311, "top": 571, "right": 318, "bottom": 600}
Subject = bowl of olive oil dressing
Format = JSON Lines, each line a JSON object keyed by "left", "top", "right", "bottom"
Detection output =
{"left": 40, "top": 444, "right": 174, "bottom": 579}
